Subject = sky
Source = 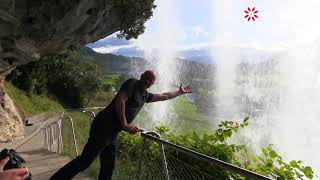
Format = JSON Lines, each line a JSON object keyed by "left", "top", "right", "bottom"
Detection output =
{"left": 87, "top": 0, "right": 320, "bottom": 59}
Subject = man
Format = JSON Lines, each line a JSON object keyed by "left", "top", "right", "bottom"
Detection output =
{"left": 50, "top": 70, "right": 192, "bottom": 180}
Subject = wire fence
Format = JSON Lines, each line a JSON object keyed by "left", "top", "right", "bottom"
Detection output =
{"left": 43, "top": 109, "right": 272, "bottom": 180}
{"left": 112, "top": 137, "right": 217, "bottom": 180}
{"left": 135, "top": 142, "right": 217, "bottom": 180}
{"left": 135, "top": 132, "right": 271, "bottom": 180}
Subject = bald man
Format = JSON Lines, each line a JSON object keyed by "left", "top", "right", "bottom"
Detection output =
{"left": 50, "top": 70, "right": 192, "bottom": 180}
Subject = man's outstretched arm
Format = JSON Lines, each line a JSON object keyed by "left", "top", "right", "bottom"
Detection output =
{"left": 149, "top": 84, "right": 192, "bottom": 102}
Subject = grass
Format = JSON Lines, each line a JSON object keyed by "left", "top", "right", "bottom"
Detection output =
{"left": 85, "top": 91, "right": 115, "bottom": 107}
{"left": 4, "top": 81, "right": 64, "bottom": 117}
{"left": 174, "top": 96, "right": 212, "bottom": 133}
{"left": 102, "top": 73, "right": 122, "bottom": 86}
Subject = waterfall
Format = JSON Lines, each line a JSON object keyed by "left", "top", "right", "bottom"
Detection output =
{"left": 211, "top": 0, "right": 320, "bottom": 173}
{"left": 132, "top": 0, "right": 181, "bottom": 126}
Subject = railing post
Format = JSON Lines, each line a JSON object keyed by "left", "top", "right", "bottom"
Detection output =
{"left": 58, "top": 112, "right": 64, "bottom": 154}
{"left": 64, "top": 116, "right": 79, "bottom": 156}
{"left": 45, "top": 128, "right": 49, "bottom": 150}
{"left": 159, "top": 141, "right": 170, "bottom": 180}
{"left": 58, "top": 120, "right": 63, "bottom": 154}
{"left": 140, "top": 131, "right": 170, "bottom": 180}
{"left": 50, "top": 125, "right": 55, "bottom": 152}
{"left": 137, "top": 137, "right": 148, "bottom": 180}
{"left": 81, "top": 110, "right": 96, "bottom": 125}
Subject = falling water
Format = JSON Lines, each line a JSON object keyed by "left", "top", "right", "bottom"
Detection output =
{"left": 132, "top": 0, "right": 181, "bottom": 126}
{"left": 211, "top": 1, "right": 320, "bottom": 173}
{"left": 274, "top": 42, "right": 320, "bottom": 172}
{"left": 211, "top": 1, "right": 238, "bottom": 120}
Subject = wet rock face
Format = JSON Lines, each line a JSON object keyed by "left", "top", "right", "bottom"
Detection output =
{"left": 0, "top": 0, "right": 122, "bottom": 74}
{"left": 0, "top": 69, "right": 24, "bottom": 141}
{"left": 0, "top": 0, "right": 126, "bottom": 141}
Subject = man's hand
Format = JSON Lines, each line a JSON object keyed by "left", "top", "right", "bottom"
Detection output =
{"left": 179, "top": 84, "right": 192, "bottom": 94}
{"left": 0, "top": 157, "right": 29, "bottom": 180}
{"left": 149, "top": 84, "right": 193, "bottom": 102}
{"left": 123, "top": 124, "right": 140, "bottom": 134}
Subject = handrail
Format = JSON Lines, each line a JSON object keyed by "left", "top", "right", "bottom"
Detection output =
{"left": 63, "top": 115, "right": 79, "bottom": 156}
{"left": 42, "top": 112, "right": 64, "bottom": 153}
{"left": 65, "top": 107, "right": 105, "bottom": 111}
{"left": 140, "top": 132, "right": 272, "bottom": 180}
{"left": 42, "top": 109, "right": 101, "bottom": 155}
{"left": 138, "top": 130, "right": 170, "bottom": 180}
{"left": 81, "top": 110, "right": 95, "bottom": 118}
{"left": 81, "top": 110, "right": 95, "bottom": 125}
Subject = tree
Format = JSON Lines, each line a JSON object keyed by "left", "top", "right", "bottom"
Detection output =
{"left": 111, "top": 0, "right": 156, "bottom": 39}
{"left": 6, "top": 51, "right": 103, "bottom": 108}
{"left": 76, "top": 61, "right": 103, "bottom": 107}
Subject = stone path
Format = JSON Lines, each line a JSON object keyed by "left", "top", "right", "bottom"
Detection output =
{"left": 1, "top": 114, "right": 93, "bottom": 180}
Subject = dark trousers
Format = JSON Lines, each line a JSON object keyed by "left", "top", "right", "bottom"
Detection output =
{"left": 50, "top": 112, "right": 120, "bottom": 180}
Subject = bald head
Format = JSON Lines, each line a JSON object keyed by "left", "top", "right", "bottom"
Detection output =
{"left": 140, "top": 70, "right": 156, "bottom": 89}
{"left": 140, "top": 70, "right": 156, "bottom": 81}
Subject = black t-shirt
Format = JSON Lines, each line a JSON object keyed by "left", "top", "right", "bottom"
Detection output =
{"left": 103, "top": 78, "right": 154, "bottom": 125}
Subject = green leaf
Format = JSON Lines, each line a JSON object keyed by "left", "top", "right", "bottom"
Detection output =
{"left": 269, "top": 150, "right": 277, "bottom": 159}
{"left": 243, "top": 117, "right": 249, "bottom": 123}
{"left": 262, "top": 147, "right": 268, "bottom": 156}
{"left": 224, "top": 129, "right": 232, "bottom": 138}
{"left": 290, "top": 160, "right": 298, "bottom": 168}
{"left": 302, "top": 166, "right": 313, "bottom": 179}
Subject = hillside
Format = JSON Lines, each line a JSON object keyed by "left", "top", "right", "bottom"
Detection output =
{"left": 79, "top": 47, "right": 145, "bottom": 74}
{"left": 78, "top": 47, "right": 215, "bottom": 89}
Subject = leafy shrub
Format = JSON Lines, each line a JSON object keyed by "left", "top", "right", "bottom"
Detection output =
{"left": 6, "top": 51, "right": 103, "bottom": 108}
{"left": 247, "top": 145, "right": 314, "bottom": 180}
{"left": 117, "top": 118, "right": 314, "bottom": 179}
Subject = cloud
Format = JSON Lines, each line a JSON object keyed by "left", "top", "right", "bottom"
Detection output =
{"left": 178, "top": 42, "right": 211, "bottom": 51}
{"left": 190, "top": 26, "right": 210, "bottom": 38}
{"left": 92, "top": 44, "right": 135, "bottom": 54}
{"left": 87, "top": 32, "right": 146, "bottom": 56}
{"left": 115, "top": 46, "right": 145, "bottom": 57}
{"left": 92, "top": 44, "right": 145, "bottom": 57}
{"left": 87, "top": 33, "right": 132, "bottom": 48}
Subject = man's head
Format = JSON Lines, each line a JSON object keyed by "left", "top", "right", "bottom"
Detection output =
{"left": 140, "top": 70, "right": 156, "bottom": 89}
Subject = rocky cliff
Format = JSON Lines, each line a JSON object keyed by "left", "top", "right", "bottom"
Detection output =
{"left": 0, "top": 0, "right": 155, "bottom": 141}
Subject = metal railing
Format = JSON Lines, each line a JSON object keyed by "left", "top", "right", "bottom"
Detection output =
{"left": 42, "top": 108, "right": 103, "bottom": 156}
{"left": 137, "top": 131, "right": 170, "bottom": 180}
{"left": 43, "top": 112, "right": 64, "bottom": 154}
{"left": 138, "top": 131, "right": 272, "bottom": 180}
{"left": 42, "top": 108, "right": 272, "bottom": 180}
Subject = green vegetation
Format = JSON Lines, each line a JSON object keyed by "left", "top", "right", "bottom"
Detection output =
{"left": 248, "top": 145, "right": 314, "bottom": 179}
{"left": 6, "top": 51, "right": 104, "bottom": 108}
{"left": 115, "top": 119, "right": 314, "bottom": 180}
{"left": 111, "top": 0, "right": 156, "bottom": 39}
{"left": 102, "top": 74, "right": 122, "bottom": 86}
{"left": 4, "top": 82, "right": 63, "bottom": 117}
{"left": 101, "top": 73, "right": 124, "bottom": 92}
{"left": 173, "top": 96, "right": 212, "bottom": 133}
